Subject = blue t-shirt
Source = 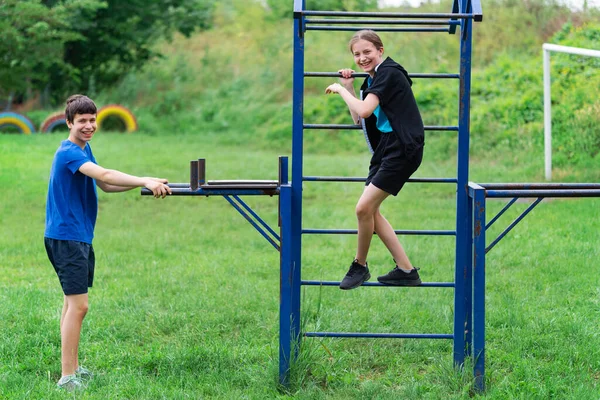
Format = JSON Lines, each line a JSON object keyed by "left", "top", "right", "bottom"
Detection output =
{"left": 367, "top": 76, "right": 393, "bottom": 133}
{"left": 45, "top": 140, "right": 98, "bottom": 244}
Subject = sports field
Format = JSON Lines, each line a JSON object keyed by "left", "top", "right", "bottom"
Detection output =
{"left": 1, "top": 133, "right": 599, "bottom": 399}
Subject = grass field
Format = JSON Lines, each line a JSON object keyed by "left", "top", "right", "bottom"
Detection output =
{"left": 1, "top": 132, "right": 599, "bottom": 399}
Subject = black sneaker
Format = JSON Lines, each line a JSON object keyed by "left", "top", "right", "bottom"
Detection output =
{"left": 339, "top": 260, "right": 371, "bottom": 290}
{"left": 377, "top": 266, "right": 422, "bottom": 286}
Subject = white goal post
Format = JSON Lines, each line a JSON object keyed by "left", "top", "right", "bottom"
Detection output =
{"left": 543, "top": 43, "right": 600, "bottom": 180}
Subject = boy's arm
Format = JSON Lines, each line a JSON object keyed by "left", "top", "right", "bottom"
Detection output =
{"left": 79, "top": 162, "right": 171, "bottom": 197}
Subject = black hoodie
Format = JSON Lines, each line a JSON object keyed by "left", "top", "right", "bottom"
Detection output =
{"left": 360, "top": 57, "right": 424, "bottom": 155}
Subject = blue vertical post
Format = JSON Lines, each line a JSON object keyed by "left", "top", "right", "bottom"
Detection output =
{"left": 472, "top": 186, "right": 486, "bottom": 392}
{"left": 453, "top": 0, "right": 473, "bottom": 368}
{"left": 278, "top": 0, "right": 306, "bottom": 386}
{"left": 465, "top": 185, "right": 473, "bottom": 357}
{"left": 279, "top": 183, "right": 293, "bottom": 385}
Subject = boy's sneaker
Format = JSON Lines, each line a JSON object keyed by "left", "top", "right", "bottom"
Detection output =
{"left": 57, "top": 374, "right": 84, "bottom": 391}
{"left": 377, "top": 266, "right": 422, "bottom": 286}
{"left": 340, "top": 260, "right": 371, "bottom": 290}
{"left": 76, "top": 365, "right": 93, "bottom": 381}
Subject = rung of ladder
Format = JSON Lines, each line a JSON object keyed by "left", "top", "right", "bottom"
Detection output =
{"left": 304, "top": 332, "right": 453, "bottom": 339}
{"left": 301, "top": 280, "right": 454, "bottom": 288}
{"left": 303, "top": 124, "right": 459, "bottom": 131}
{"left": 302, "top": 176, "right": 457, "bottom": 183}
{"left": 306, "top": 26, "right": 450, "bottom": 33}
{"left": 305, "top": 18, "right": 461, "bottom": 26}
{"left": 302, "top": 229, "right": 456, "bottom": 236}
{"left": 298, "top": 10, "right": 478, "bottom": 20}
{"left": 305, "top": 72, "right": 459, "bottom": 79}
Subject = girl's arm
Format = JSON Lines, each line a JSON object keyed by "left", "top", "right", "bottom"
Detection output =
{"left": 338, "top": 69, "right": 360, "bottom": 124}
{"left": 325, "top": 83, "right": 379, "bottom": 120}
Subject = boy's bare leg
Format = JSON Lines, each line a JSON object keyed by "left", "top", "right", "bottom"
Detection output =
{"left": 374, "top": 211, "right": 414, "bottom": 270}
{"left": 61, "top": 294, "right": 88, "bottom": 376}
{"left": 60, "top": 297, "right": 68, "bottom": 331}
{"left": 355, "top": 184, "right": 390, "bottom": 265}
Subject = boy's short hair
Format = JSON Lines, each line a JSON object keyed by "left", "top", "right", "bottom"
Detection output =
{"left": 65, "top": 95, "right": 97, "bottom": 123}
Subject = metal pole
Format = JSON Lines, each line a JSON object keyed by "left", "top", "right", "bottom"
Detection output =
{"left": 453, "top": 0, "right": 473, "bottom": 370}
{"left": 543, "top": 48, "right": 552, "bottom": 181}
{"left": 473, "top": 187, "right": 486, "bottom": 392}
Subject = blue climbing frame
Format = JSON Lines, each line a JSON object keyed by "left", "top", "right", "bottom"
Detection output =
{"left": 467, "top": 183, "right": 600, "bottom": 391}
{"left": 280, "top": 0, "right": 483, "bottom": 389}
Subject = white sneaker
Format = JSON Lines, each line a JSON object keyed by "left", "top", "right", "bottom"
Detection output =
{"left": 76, "top": 365, "right": 93, "bottom": 381}
{"left": 57, "top": 374, "right": 84, "bottom": 391}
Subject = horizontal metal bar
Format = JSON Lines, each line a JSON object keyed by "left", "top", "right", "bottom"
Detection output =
{"left": 141, "top": 188, "right": 279, "bottom": 196}
{"left": 305, "top": 18, "right": 460, "bottom": 25}
{"left": 485, "top": 189, "right": 600, "bottom": 198}
{"left": 306, "top": 26, "right": 450, "bottom": 32}
{"left": 300, "top": 11, "right": 476, "bottom": 19}
{"left": 302, "top": 176, "right": 457, "bottom": 183}
{"left": 543, "top": 43, "right": 600, "bottom": 58}
{"left": 480, "top": 183, "right": 600, "bottom": 190}
{"left": 301, "top": 280, "right": 454, "bottom": 287}
{"left": 305, "top": 72, "right": 459, "bottom": 79}
{"left": 168, "top": 180, "right": 278, "bottom": 189}
{"left": 304, "top": 332, "right": 453, "bottom": 339}
{"left": 303, "top": 124, "right": 459, "bottom": 131}
{"left": 302, "top": 229, "right": 456, "bottom": 236}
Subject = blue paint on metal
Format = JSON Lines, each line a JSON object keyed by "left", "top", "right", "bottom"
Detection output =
{"left": 304, "top": 72, "right": 460, "bottom": 78}
{"left": 305, "top": 18, "right": 461, "bottom": 26}
{"left": 305, "top": 332, "right": 453, "bottom": 339}
{"left": 279, "top": 184, "right": 293, "bottom": 385}
{"left": 486, "top": 189, "right": 600, "bottom": 198}
{"left": 223, "top": 196, "right": 280, "bottom": 251}
{"left": 302, "top": 228, "right": 456, "bottom": 236}
{"left": 465, "top": 183, "right": 473, "bottom": 358}
{"left": 231, "top": 195, "right": 280, "bottom": 241}
{"left": 306, "top": 27, "right": 450, "bottom": 33}
{"left": 485, "top": 197, "right": 518, "bottom": 230}
{"left": 282, "top": 0, "right": 483, "bottom": 388}
{"left": 485, "top": 198, "right": 543, "bottom": 254}
{"left": 473, "top": 186, "right": 486, "bottom": 392}
{"left": 302, "top": 176, "right": 457, "bottom": 183}
{"left": 453, "top": 0, "right": 473, "bottom": 372}
{"left": 301, "top": 280, "right": 455, "bottom": 287}
{"left": 303, "top": 123, "right": 459, "bottom": 131}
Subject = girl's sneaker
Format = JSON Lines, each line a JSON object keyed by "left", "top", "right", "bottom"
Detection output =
{"left": 76, "top": 365, "right": 93, "bottom": 381}
{"left": 57, "top": 374, "right": 84, "bottom": 391}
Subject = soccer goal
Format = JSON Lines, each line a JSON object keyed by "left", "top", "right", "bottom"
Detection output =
{"left": 543, "top": 43, "right": 600, "bottom": 180}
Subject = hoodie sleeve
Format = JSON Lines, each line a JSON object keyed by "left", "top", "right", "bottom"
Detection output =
{"left": 364, "top": 66, "right": 410, "bottom": 107}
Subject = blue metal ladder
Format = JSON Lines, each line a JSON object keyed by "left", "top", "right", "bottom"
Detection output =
{"left": 279, "top": 0, "right": 484, "bottom": 391}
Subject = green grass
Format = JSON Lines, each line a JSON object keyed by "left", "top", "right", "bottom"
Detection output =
{"left": 1, "top": 132, "right": 599, "bottom": 399}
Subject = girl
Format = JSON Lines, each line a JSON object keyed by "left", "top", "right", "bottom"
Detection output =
{"left": 325, "top": 30, "right": 424, "bottom": 290}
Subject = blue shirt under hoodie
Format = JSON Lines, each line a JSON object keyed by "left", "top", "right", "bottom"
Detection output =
{"left": 45, "top": 140, "right": 98, "bottom": 244}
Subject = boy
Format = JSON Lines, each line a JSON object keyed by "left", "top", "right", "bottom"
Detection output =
{"left": 44, "top": 94, "right": 171, "bottom": 390}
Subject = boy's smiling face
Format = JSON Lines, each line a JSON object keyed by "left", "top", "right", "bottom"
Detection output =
{"left": 67, "top": 113, "right": 97, "bottom": 148}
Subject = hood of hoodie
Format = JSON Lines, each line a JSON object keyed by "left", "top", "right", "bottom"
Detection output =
{"left": 377, "top": 57, "right": 413, "bottom": 86}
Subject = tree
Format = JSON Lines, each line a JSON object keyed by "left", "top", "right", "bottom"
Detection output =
{"left": 0, "top": 0, "right": 104, "bottom": 102}
{"left": 55, "top": 0, "right": 216, "bottom": 99}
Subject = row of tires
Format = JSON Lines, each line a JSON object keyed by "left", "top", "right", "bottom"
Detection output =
{"left": 0, "top": 105, "right": 138, "bottom": 134}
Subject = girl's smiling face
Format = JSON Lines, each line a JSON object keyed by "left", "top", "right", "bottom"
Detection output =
{"left": 352, "top": 39, "right": 384, "bottom": 76}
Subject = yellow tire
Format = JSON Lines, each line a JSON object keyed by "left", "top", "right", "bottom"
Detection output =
{"left": 0, "top": 116, "right": 34, "bottom": 134}
{"left": 97, "top": 104, "right": 138, "bottom": 132}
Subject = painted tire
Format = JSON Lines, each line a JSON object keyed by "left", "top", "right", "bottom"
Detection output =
{"left": 97, "top": 104, "right": 138, "bottom": 132}
{"left": 40, "top": 112, "right": 67, "bottom": 133}
{"left": 0, "top": 112, "right": 36, "bottom": 134}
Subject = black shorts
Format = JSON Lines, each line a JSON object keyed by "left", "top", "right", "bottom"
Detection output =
{"left": 366, "top": 132, "right": 423, "bottom": 196}
{"left": 44, "top": 238, "right": 95, "bottom": 295}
